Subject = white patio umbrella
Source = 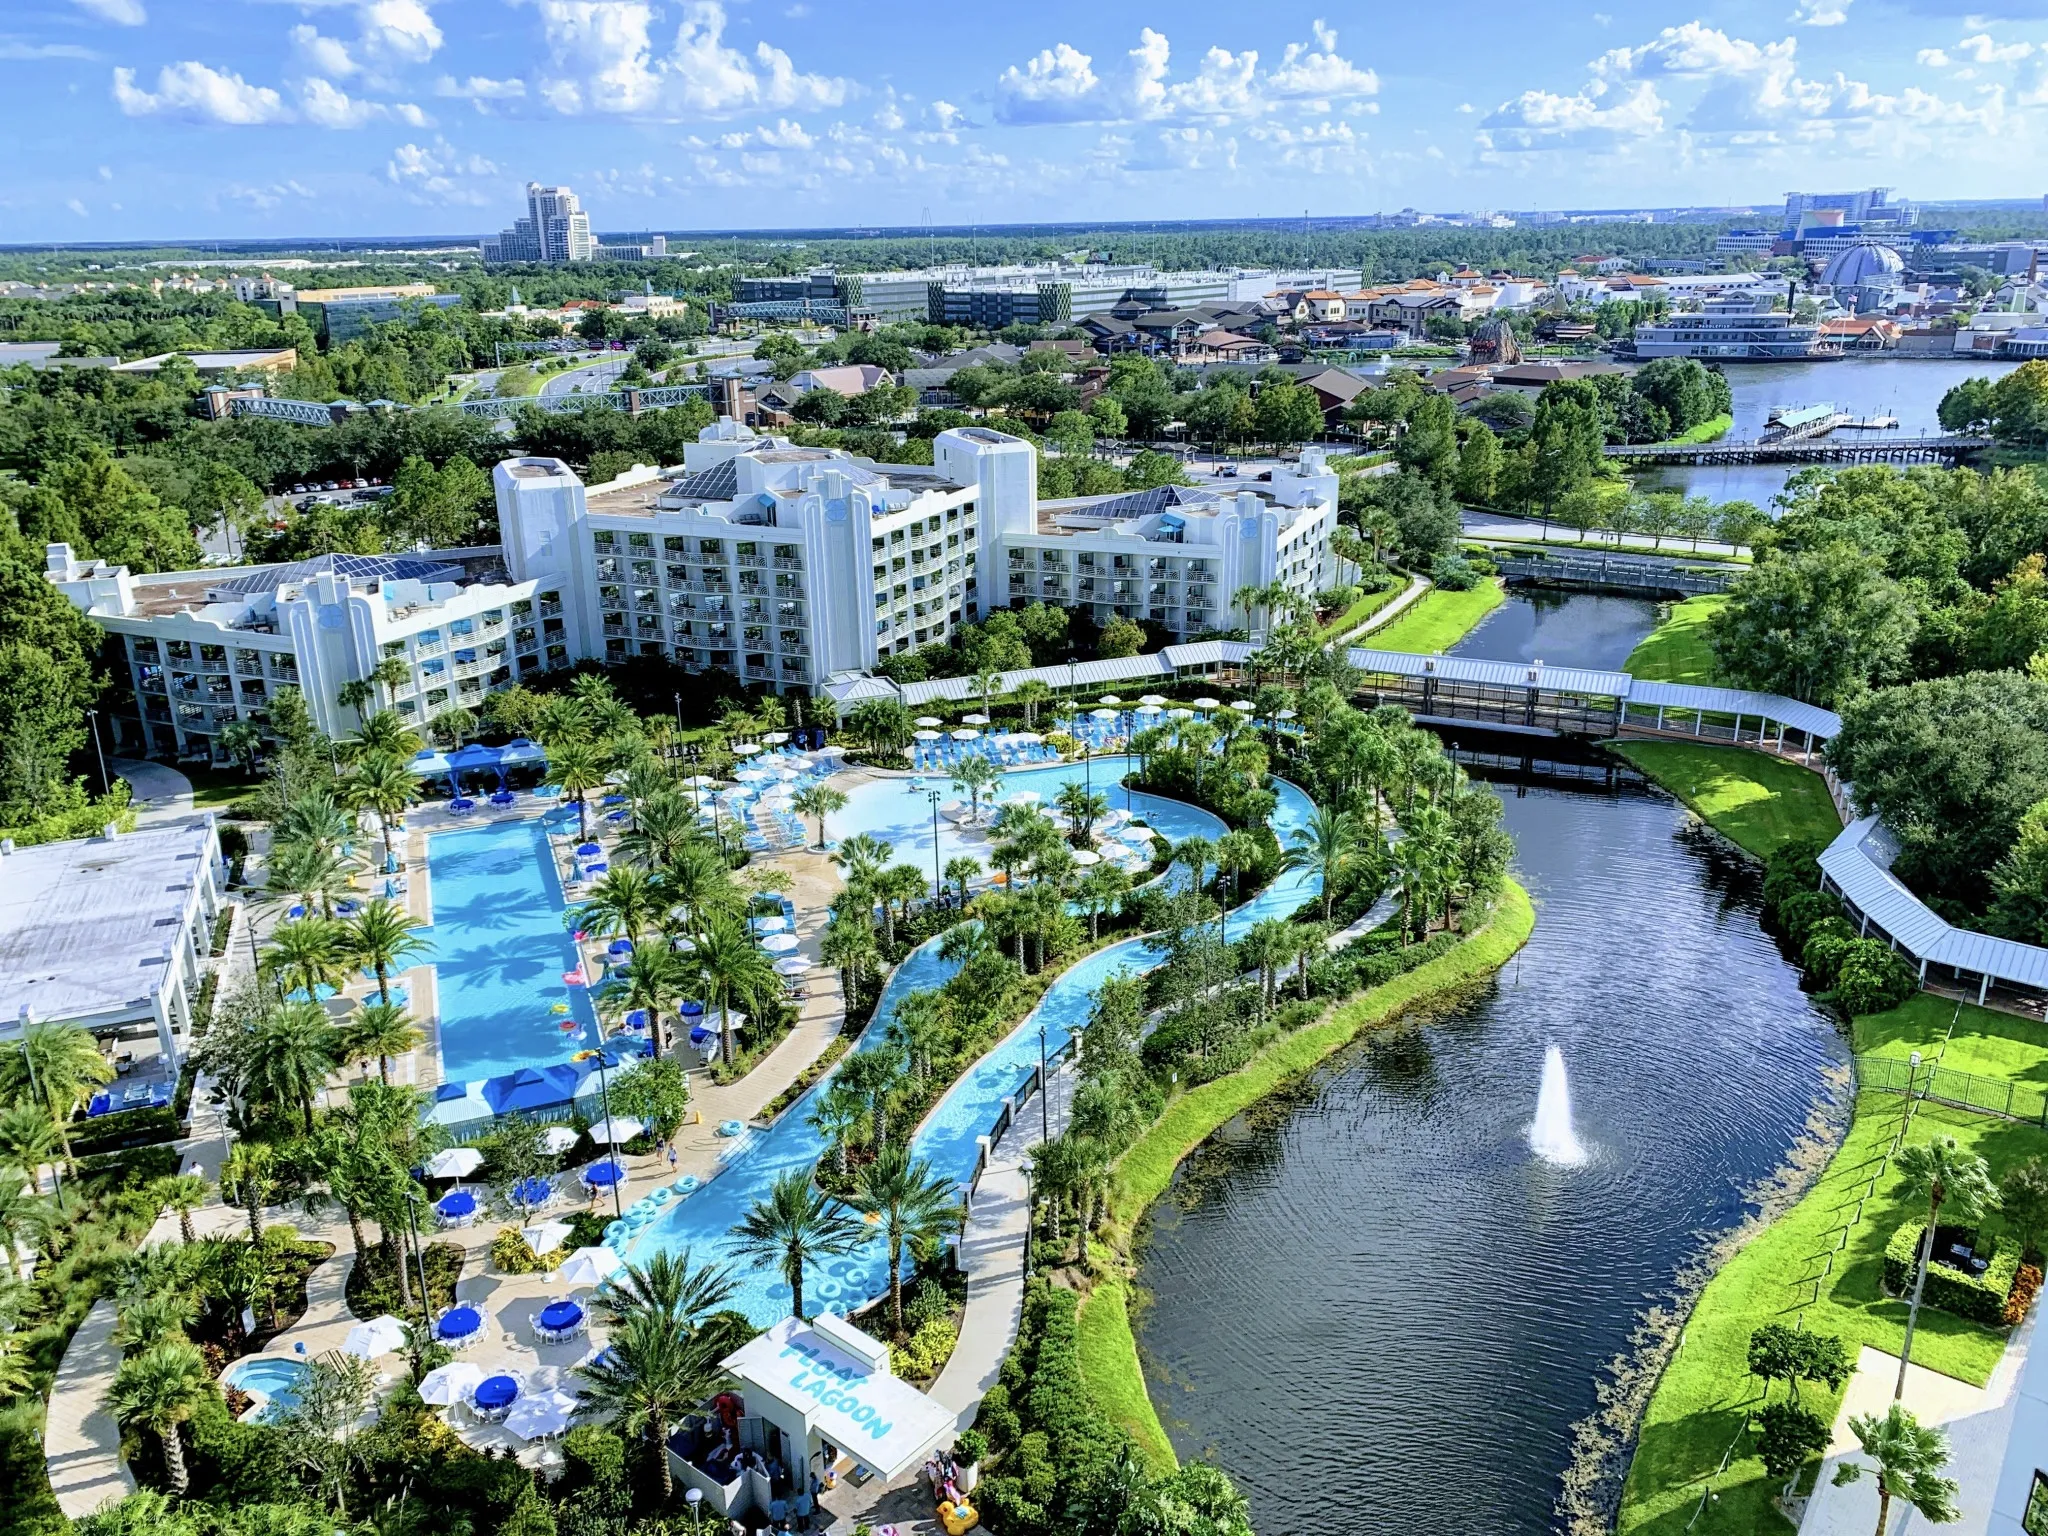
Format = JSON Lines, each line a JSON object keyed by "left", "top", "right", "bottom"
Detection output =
{"left": 1071, "top": 848, "right": 1102, "bottom": 866}
{"left": 913, "top": 730, "right": 942, "bottom": 742}
{"left": 506, "top": 1388, "right": 580, "bottom": 1441}
{"left": 761, "top": 933, "right": 801, "bottom": 954}
{"left": 1098, "top": 695, "right": 1121, "bottom": 705}
{"left": 753, "top": 915, "right": 791, "bottom": 933}
{"left": 522, "top": 1220, "right": 574, "bottom": 1256}
{"left": 1193, "top": 697, "right": 1221, "bottom": 709}
{"left": 418, "top": 1360, "right": 486, "bottom": 1406}
{"left": 1002, "top": 789, "right": 1042, "bottom": 806}
{"left": 732, "top": 743, "right": 762, "bottom": 757}
{"left": 1169, "top": 708, "right": 1194, "bottom": 720}
{"left": 1276, "top": 708, "right": 1298, "bottom": 720}
{"left": 812, "top": 744, "right": 847, "bottom": 758}
{"left": 914, "top": 716, "right": 943, "bottom": 728}
{"left": 961, "top": 712, "right": 989, "bottom": 725}
{"left": 559, "top": 1246, "right": 623, "bottom": 1287}
{"left": 587, "top": 1115, "right": 644, "bottom": 1145}
{"left": 342, "top": 1315, "right": 410, "bottom": 1359}
{"left": 774, "top": 955, "right": 813, "bottom": 976}
{"left": 425, "top": 1146, "right": 484, "bottom": 1179}
{"left": 1089, "top": 709, "right": 1118, "bottom": 722}
{"left": 1013, "top": 733, "right": 1042, "bottom": 745}
{"left": 762, "top": 732, "right": 790, "bottom": 744}
{"left": 1134, "top": 704, "right": 1164, "bottom": 717}
{"left": 1228, "top": 700, "right": 1255, "bottom": 711}
{"left": 1139, "top": 694, "right": 1167, "bottom": 706}
{"left": 686, "top": 775, "right": 721, "bottom": 788}
{"left": 540, "top": 1125, "right": 580, "bottom": 1155}
{"left": 950, "top": 728, "right": 980, "bottom": 741}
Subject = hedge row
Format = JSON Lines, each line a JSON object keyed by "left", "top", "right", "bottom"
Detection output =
{"left": 975, "top": 1281, "right": 1123, "bottom": 1536}
{"left": 66, "top": 1105, "right": 185, "bottom": 1155}
{"left": 1883, "top": 1222, "right": 2022, "bottom": 1327}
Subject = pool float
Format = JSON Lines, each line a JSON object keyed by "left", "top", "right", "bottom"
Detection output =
{"left": 562, "top": 969, "right": 587, "bottom": 987}
{"left": 939, "top": 1501, "right": 979, "bottom": 1534}
{"left": 813, "top": 1278, "right": 843, "bottom": 1302}
{"left": 672, "top": 1175, "right": 698, "bottom": 1195}
{"left": 571, "top": 1049, "right": 599, "bottom": 1062}
{"left": 715, "top": 1119, "right": 745, "bottom": 1138}
{"left": 604, "top": 1222, "right": 626, "bottom": 1245}
{"left": 650, "top": 1187, "right": 673, "bottom": 1204}
{"left": 550, "top": 1002, "right": 571, "bottom": 1015}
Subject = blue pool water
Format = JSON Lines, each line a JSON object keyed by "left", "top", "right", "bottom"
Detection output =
{"left": 627, "top": 758, "right": 1317, "bottom": 1325}
{"left": 424, "top": 811, "right": 599, "bottom": 1083}
{"left": 221, "top": 1355, "right": 309, "bottom": 1421}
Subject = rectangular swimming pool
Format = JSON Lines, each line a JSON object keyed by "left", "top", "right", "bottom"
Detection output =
{"left": 422, "top": 814, "right": 599, "bottom": 1083}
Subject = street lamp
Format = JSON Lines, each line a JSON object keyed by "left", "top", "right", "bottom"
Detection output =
{"left": 1038, "top": 1019, "right": 1049, "bottom": 1141}
{"left": 401, "top": 1186, "right": 432, "bottom": 1319}
{"left": 85, "top": 709, "right": 111, "bottom": 797}
{"left": 927, "top": 789, "right": 944, "bottom": 904}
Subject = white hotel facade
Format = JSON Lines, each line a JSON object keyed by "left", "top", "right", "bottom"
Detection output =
{"left": 50, "top": 422, "right": 1337, "bottom": 759}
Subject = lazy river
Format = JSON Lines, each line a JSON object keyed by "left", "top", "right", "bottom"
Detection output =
{"left": 622, "top": 754, "right": 1311, "bottom": 1326}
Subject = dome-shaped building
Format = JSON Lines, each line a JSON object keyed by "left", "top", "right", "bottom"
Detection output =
{"left": 1467, "top": 315, "right": 1522, "bottom": 366}
{"left": 1821, "top": 242, "right": 1904, "bottom": 313}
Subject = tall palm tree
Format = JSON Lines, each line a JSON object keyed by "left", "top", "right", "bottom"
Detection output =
{"left": 1054, "top": 782, "right": 1109, "bottom": 843}
{"left": 577, "top": 1307, "right": 730, "bottom": 1503}
{"left": 1076, "top": 864, "right": 1130, "bottom": 941}
{"left": 1013, "top": 679, "right": 1052, "bottom": 730}
{"left": 818, "top": 914, "right": 879, "bottom": 1006}
{"left": 155, "top": 1173, "right": 209, "bottom": 1245}
{"left": 115, "top": 1289, "right": 200, "bottom": 1354}
{"left": 617, "top": 791, "right": 706, "bottom": 872}
{"left": 1171, "top": 835, "right": 1215, "bottom": 899}
{"left": 830, "top": 833, "right": 893, "bottom": 892}
{"left": 343, "top": 750, "right": 420, "bottom": 867}
{"left": 545, "top": 739, "right": 607, "bottom": 839}
{"left": 617, "top": 941, "right": 691, "bottom": 1059}
{"left": 577, "top": 866, "right": 661, "bottom": 947}
{"left": 974, "top": 667, "right": 1005, "bottom": 718}
{"left": 838, "top": 1048, "right": 903, "bottom": 1151}
{"left": 848, "top": 1145, "right": 962, "bottom": 1339}
{"left": 808, "top": 1079, "right": 868, "bottom": 1178}
{"left": 1891, "top": 1137, "right": 2000, "bottom": 1396}
{"left": 265, "top": 841, "right": 362, "bottom": 922}
{"left": 0, "top": 1103, "right": 64, "bottom": 1201}
{"left": 1829, "top": 1403, "right": 1960, "bottom": 1536}
{"left": 1213, "top": 829, "right": 1260, "bottom": 914}
{"left": 949, "top": 758, "right": 1002, "bottom": 823}
{"left": 346, "top": 898, "right": 429, "bottom": 1006}
{"left": 685, "top": 912, "right": 777, "bottom": 1069}
{"left": 790, "top": 784, "right": 849, "bottom": 851}
{"left": 2, "top": 1020, "right": 113, "bottom": 1178}
{"left": 220, "top": 1142, "right": 278, "bottom": 1245}
{"left": 342, "top": 1000, "right": 422, "bottom": 1085}
{"left": 0, "top": 1172, "right": 54, "bottom": 1266}
{"left": 876, "top": 864, "right": 928, "bottom": 946}
{"left": 887, "top": 990, "right": 949, "bottom": 1089}
{"left": 245, "top": 1000, "right": 342, "bottom": 1133}
{"left": 660, "top": 841, "right": 742, "bottom": 934}
{"left": 944, "top": 855, "right": 983, "bottom": 906}
{"left": 106, "top": 1341, "right": 212, "bottom": 1496}
{"left": 729, "top": 1168, "right": 865, "bottom": 1320}
{"left": 1283, "top": 804, "right": 1361, "bottom": 922}
{"left": 275, "top": 790, "right": 352, "bottom": 857}
{"left": 264, "top": 916, "right": 348, "bottom": 1001}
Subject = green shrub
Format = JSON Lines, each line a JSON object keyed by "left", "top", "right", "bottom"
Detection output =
{"left": 1883, "top": 1222, "right": 2020, "bottom": 1325}
{"left": 66, "top": 1106, "right": 184, "bottom": 1155}
{"left": 345, "top": 1239, "right": 464, "bottom": 1320}
{"left": 976, "top": 1382, "right": 1021, "bottom": 1451}
{"left": 888, "top": 1318, "right": 958, "bottom": 1382}
{"left": 1753, "top": 1402, "right": 1830, "bottom": 1481}
{"left": 905, "top": 1277, "right": 952, "bottom": 1332}
{"left": 185, "top": 1391, "right": 292, "bottom": 1504}
{"left": 564, "top": 1210, "right": 609, "bottom": 1250}
{"left": 1800, "top": 917, "right": 1860, "bottom": 989}
{"left": 490, "top": 1228, "right": 546, "bottom": 1275}
{"left": 1837, "top": 939, "right": 1918, "bottom": 1015}
{"left": 78, "top": 1144, "right": 182, "bottom": 1190}
{"left": 1774, "top": 889, "right": 1843, "bottom": 953}
{"left": 1430, "top": 552, "right": 1479, "bottom": 591}
{"left": 953, "top": 1428, "right": 988, "bottom": 1465}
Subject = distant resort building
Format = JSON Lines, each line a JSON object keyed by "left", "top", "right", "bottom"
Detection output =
{"left": 1626, "top": 296, "right": 1828, "bottom": 361}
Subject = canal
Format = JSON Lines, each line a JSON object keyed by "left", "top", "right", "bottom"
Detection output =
{"left": 1130, "top": 593, "right": 1848, "bottom": 1533}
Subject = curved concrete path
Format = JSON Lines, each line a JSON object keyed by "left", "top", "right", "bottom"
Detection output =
{"left": 111, "top": 758, "right": 195, "bottom": 825}
{"left": 44, "top": 1301, "right": 134, "bottom": 1519}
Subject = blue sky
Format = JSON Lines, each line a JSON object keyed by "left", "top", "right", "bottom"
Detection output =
{"left": 5, "top": 0, "right": 2048, "bottom": 241}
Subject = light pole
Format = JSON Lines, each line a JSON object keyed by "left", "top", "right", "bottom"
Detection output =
{"left": 1038, "top": 1019, "right": 1049, "bottom": 1142}
{"left": 927, "top": 790, "right": 943, "bottom": 904}
{"left": 402, "top": 1186, "right": 432, "bottom": 1319}
{"left": 593, "top": 1047, "right": 625, "bottom": 1220}
{"left": 85, "top": 709, "right": 110, "bottom": 797}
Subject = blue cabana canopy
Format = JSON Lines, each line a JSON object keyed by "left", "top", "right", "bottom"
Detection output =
{"left": 483, "top": 1063, "right": 583, "bottom": 1114}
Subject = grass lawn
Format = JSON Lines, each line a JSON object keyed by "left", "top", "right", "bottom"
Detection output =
{"left": 1611, "top": 743, "right": 1842, "bottom": 860}
{"left": 1624, "top": 596, "right": 1731, "bottom": 686}
{"left": 172, "top": 762, "right": 264, "bottom": 810}
{"left": 1854, "top": 993, "right": 2048, "bottom": 1091}
{"left": 1619, "top": 1095, "right": 2038, "bottom": 1536}
{"left": 1316, "top": 579, "right": 1409, "bottom": 639}
{"left": 1364, "top": 577, "right": 1504, "bottom": 654}
{"left": 1658, "top": 412, "right": 1735, "bottom": 447}
{"left": 1075, "top": 1273, "right": 1177, "bottom": 1475}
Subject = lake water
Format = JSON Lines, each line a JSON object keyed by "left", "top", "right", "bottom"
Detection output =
{"left": 1131, "top": 594, "right": 1847, "bottom": 1532}
{"left": 1634, "top": 354, "right": 2023, "bottom": 509}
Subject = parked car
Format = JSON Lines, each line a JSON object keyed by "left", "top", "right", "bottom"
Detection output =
{"left": 289, "top": 483, "right": 308, "bottom": 495}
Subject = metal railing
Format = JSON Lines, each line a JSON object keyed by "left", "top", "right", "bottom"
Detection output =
{"left": 1856, "top": 1052, "right": 2048, "bottom": 1126}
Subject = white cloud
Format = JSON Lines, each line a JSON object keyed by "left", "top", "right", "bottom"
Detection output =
{"left": 1918, "top": 46, "right": 1954, "bottom": 64}
{"left": 291, "top": 25, "right": 358, "bottom": 79}
{"left": 532, "top": 0, "right": 847, "bottom": 118}
{"left": 69, "top": 0, "right": 145, "bottom": 25}
{"left": 386, "top": 137, "right": 498, "bottom": 202}
{"left": 1791, "top": 0, "right": 1851, "bottom": 25}
{"left": 298, "top": 76, "right": 428, "bottom": 126}
{"left": 1481, "top": 80, "right": 1664, "bottom": 147}
{"left": 436, "top": 73, "right": 526, "bottom": 102}
{"left": 97, "top": 164, "right": 112, "bottom": 179}
{"left": 67, "top": 198, "right": 88, "bottom": 216}
{"left": 0, "top": 41, "right": 99, "bottom": 59}
{"left": 1956, "top": 32, "right": 2034, "bottom": 60}
{"left": 359, "top": 0, "right": 442, "bottom": 66}
{"left": 112, "top": 62, "right": 288, "bottom": 124}
{"left": 226, "top": 179, "right": 314, "bottom": 210}
{"left": 994, "top": 22, "right": 1377, "bottom": 124}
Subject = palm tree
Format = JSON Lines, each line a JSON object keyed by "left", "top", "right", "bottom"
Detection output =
{"left": 790, "top": 784, "right": 849, "bottom": 851}
{"left": 1283, "top": 804, "right": 1361, "bottom": 922}
{"left": 344, "top": 708, "right": 421, "bottom": 765}
{"left": 808, "top": 1079, "right": 868, "bottom": 1178}
{"left": 818, "top": 915, "right": 879, "bottom": 1006}
{"left": 341, "top": 1000, "right": 422, "bottom": 1085}
{"left": 847, "top": 1145, "right": 961, "bottom": 1339}
{"left": 265, "top": 841, "right": 362, "bottom": 922}
{"left": 729, "top": 1168, "right": 865, "bottom": 1320}
{"left": 876, "top": 864, "right": 928, "bottom": 946}
{"left": 343, "top": 750, "right": 420, "bottom": 867}
{"left": 1171, "top": 835, "right": 1215, "bottom": 899}
{"left": 1054, "top": 781, "right": 1109, "bottom": 844}
{"left": 617, "top": 941, "right": 691, "bottom": 1058}
{"left": 1013, "top": 679, "right": 1052, "bottom": 729}
{"left": 275, "top": 789, "right": 352, "bottom": 857}
{"left": 264, "top": 916, "right": 349, "bottom": 1002}
{"left": 1829, "top": 1403, "right": 1960, "bottom": 1536}
{"left": 944, "top": 855, "right": 983, "bottom": 906}
{"left": 830, "top": 832, "right": 892, "bottom": 893}
{"left": 115, "top": 1289, "right": 199, "bottom": 1353}
{"left": 974, "top": 667, "right": 1005, "bottom": 718}
{"left": 346, "top": 898, "right": 428, "bottom": 1006}
{"left": 0, "top": 1172, "right": 54, "bottom": 1267}
{"left": 1076, "top": 864, "right": 1131, "bottom": 941}
{"left": 617, "top": 791, "right": 704, "bottom": 872}
{"left": 545, "top": 739, "right": 607, "bottom": 839}
{"left": 660, "top": 841, "right": 742, "bottom": 933}
{"left": 3, "top": 1019, "right": 113, "bottom": 1177}
{"left": 107, "top": 1341, "right": 212, "bottom": 1496}
{"left": 887, "top": 990, "right": 949, "bottom": 1089}
{"left": 577, "top": 865, "right": 662, "bottom": 947}
{"left": 220, "top": 1142, "right": 278, "bottom": 1244}
{"left": 337, "top": 678, "right": 376, "bottom": 726}
{"left": 245, "top": 999, "right": 342, "bottom": 1132}
{"left": 950, "top": 758, "right": 1002, "bottom": 822}
{"left": 577, "top": 1308, "right": 730, "bottom": 1503}
{"left": 156, "top": 1173, "right": 210, "bottom": 1245}
{"left": 685, "top": 912, "right": 777, "bottom": 1069}
{"left": 0, "top": 1103, "right": 63, "bottom": 1201}
{"left": 1214, "top": 828, "right": 1260, "bottom": 907}
{"left": 1892, "top": 1137, "right": 2000, "bottom": 1396}
{"left": 838, "top": 1048, "right": 903, "bottom": 1151}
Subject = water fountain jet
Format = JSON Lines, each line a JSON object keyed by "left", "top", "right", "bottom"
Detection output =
{"left": 1530, "top": 1044, "right": 1589, "bottom": 1166}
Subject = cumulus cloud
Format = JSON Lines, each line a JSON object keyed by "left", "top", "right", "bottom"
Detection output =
{"left": 69, "top": 0, "right": 145, "bottom": 24}
{"left": 112, "top": 62, "right": 288, "bottom": 124}
{"left": 0, "top": 41, "right": 100, "bottom": 59}
{"left": 292, "top": 25, "right": 359, "bottom": 79}
{"left": 532, "top": 0, "right": 847, "bottom": 118}
{"left": 386, "top": 137, "right": 499, "bottom": 202}
{"left": 298, "top": 76, "right": 428, "bottom": 126}
{"left": 1791, "top": 0, "right": 1851, "bottom": 25}
{"left": 290, "top": 2, "right": 441, "bottom": 90}
{"left": 994, "top": 20, "right": 1377, "bottom": 124}
{"left": 1955, "top": 32, "right": 2034, "bottom": 60}
{"left": 1918, "top": 46, "right": 1954, "bottom": 64}
{"left": 1481, "top": 80, "right": 1664, "bottom": 147}
{"left": 226, "top": 179, "right": 314, "bottom": 210}
{"left": 436, "top": 73, "right": 527, "bottom": 104}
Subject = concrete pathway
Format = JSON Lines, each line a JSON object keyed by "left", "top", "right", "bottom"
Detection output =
{"left": 112, "top": 758, "right": 194, "bottom": 825}
{"left": 1459, "top": 507, "right": 1751, "bottom": 560}
{"left": 43, "top": 1301, "right": 134, "bottom": 1520}
{"left": 1327, "top": 573, "right": 1429, "bottom": 646}
{"left": 1799, "top": 1311, "right": 2037, "bottom": 1536}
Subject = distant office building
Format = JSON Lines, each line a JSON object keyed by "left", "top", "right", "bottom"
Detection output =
{"left": 483, "top": 183, "right": 595, "bottom": 264}
{"left": 1784, "top": 188, "right": 1911, "bottom": 229}
{"left": 1714, "top": 230, "right": 1777, "bottom": 255}
{"left": 290, "top": 284, "right": 460, "bottom": 343}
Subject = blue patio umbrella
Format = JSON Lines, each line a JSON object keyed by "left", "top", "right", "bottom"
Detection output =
{"left": 435, "top": 1189, "right": 477, "bottom": 1219}
{"left": 511, "top": 1176, "right": 552, "bottom": 1209}
{"left": 582, "top": 1159, "right": 626, "bottom": 1188}
{"left": 483, "top": 1064, "right": 583, "bottom": 1115}
{"left": 537, "top": 1300, "right": 583, "bottom": 1332}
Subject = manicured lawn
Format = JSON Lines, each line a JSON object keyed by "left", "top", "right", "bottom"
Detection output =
{"left": 1619, "top": 1096, "right": 2038, "bottom": 1536}
{"left": 1364, "top": 577, "right": 1505, "bottom": 654}
{"left": 1317, "top": 579, "right": 1409, "bottom": 639}
{"left": 1611, "top": 743, "right": 1842, "bottom": 860}
{"left": 1624, "top": 596, "right": 1730, "bottom": 686}
{"left": 172, "top": 762, "right": 264, "bottom": 809}
{"left": 1855, "top": 993, "right": 2048, "bottom": 1091}
{"left": 1075, "top": 1273, "right": 1177, "bottom": 1474}
{"left": 1657, "top": 412, "right": 1735, "bottom": 447}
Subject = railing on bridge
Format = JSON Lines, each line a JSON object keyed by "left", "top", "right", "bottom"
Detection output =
{"left": 1494, "top": 551, "right": 1734, "bottom": 598}
{"left": 230, "top": 384, "right": 709, "bottom": 428}
{"left": 1605, "top": 432, "right": 1990, "bottom": 468}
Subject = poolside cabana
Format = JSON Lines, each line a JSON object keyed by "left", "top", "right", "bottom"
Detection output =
{"left": 410, "top": 739, "right": 549, "bottom": 798}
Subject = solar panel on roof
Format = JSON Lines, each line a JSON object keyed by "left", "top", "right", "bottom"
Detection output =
{"left": 205, "top": 553, "right": 462, "bottom": 597}
{"left": 673, "top": 459, "right": 740, "bottom": 501}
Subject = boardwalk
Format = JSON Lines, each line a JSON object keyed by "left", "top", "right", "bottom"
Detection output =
{"left": 1606, "top": 432, "right": 1989, "bottom": 467}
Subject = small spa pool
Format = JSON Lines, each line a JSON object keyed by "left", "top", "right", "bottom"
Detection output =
{"left": 220, "top": 1355, "right": 309, "bottom": 1422}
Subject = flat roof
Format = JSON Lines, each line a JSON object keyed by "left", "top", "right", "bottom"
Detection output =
{"left": 0, "top": 815, "right": 217, "bottom": 1026}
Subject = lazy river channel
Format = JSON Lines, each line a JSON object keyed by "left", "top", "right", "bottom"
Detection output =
{"left": 1130, "top": 592, "right": 1848, "bottom": 1533}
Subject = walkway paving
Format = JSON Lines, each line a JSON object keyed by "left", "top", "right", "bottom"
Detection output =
{"left": 111, "top": 758, "right": 194, "bottom": 825}
{"left": 1798, "top": 1313, "right": 2038, "bottom": 1536}
{"left": 1327, "top": 573, "right": 1428, "bottom": 645}
{"left": 43, "top": 1301, "right": 134, "bottom": 1520}
{"left": 1460, "top": 508, "right": 1752, "bottom": 560}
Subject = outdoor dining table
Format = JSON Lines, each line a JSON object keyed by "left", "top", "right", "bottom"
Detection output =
{"left": 435, "top": 1306, "right": 484, "bottom": 1345}
{"left": 434, "top": 1189, "right": 477, "bottom": 1223}
{"left": 534, "top": 1301, "right": 585, "bottom": 1342}
{"left": 510, "top": 1176, "right": 553, "bottom": 1210}
{"left": 473, "top": 1375, "right": 521, "bottom": 1421}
